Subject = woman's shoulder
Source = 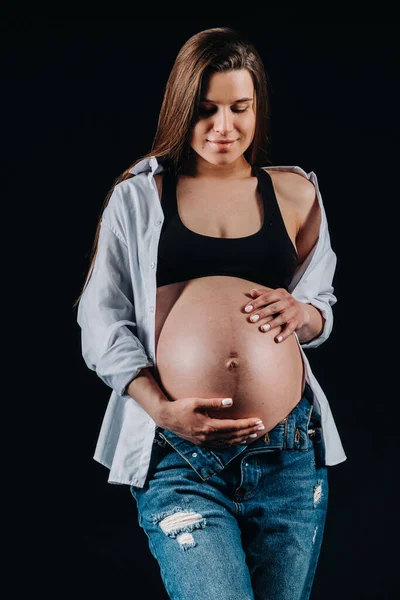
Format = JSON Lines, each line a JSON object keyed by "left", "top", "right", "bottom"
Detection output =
{"left": 261, "top": 164, "right": 311, "bottom": 182}
{"left": 262, "top": 166, "right": 317, "bottom": 211}
{"left": 110, "top": 171, "right": 157, "bottom": 205}
{"left": 102, "top": 172, "right": 156, "bottom": 231}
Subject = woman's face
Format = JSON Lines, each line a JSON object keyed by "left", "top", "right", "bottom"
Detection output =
{"left": 189, "top": 69, "right": 256, "bottom": 169}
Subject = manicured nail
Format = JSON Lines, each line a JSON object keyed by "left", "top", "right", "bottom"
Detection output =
{"left": 249, "top": 433, "right": 258, "bottom": 438}
{"left": 277, "top": 335, "right": 283, "bottom": 342}
{"left": 245, "top": 305, "right": 253, "bottom": 313}
{"left": 261, "top": 324, "right": 270, "bottom": 331}
{"left": 222, "top": 398, "right": 233, "bottom": 405}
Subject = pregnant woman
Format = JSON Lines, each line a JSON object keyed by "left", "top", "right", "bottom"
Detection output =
{"left": 75, "top": 27, "right": 347, "bottom": 600}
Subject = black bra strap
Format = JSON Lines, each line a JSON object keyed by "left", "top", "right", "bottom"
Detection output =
{"left": 254, "top": 166, "right": 277, "bottom": 223}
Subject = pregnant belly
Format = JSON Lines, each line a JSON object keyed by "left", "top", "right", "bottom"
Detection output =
{"left": 154, "top": 276, "right": 305, "bottom": 432}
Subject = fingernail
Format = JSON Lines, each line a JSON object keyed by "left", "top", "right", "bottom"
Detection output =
{"left": 245, "top": 305, "right": 253, "bottom": 312}
{"left": 222, "top": 398, "right": 233, "bottom": 405}
{"left": 261, "top": 324, "right": 270, "bottom": 331}
{"left": 249, "top": 433, "right": 258, "bottom": 438}
{"left": 256, "top": 425, "right": 265, "bottom": 431}
{"left": 277, "top": 336, "right": 283, "bottom": 342}
{"left": 239, "top": 440, "right": 248, "bottom": 444}
{"left": 254, "top": 419, "right": 262, "bottom": 425}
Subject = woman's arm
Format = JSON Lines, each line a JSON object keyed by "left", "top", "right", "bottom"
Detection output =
{"left": 126, "top": 367, "right": 171, "bottom": 427}
{"left": 290, "top": 170, "right": 338, "bottom": 349}
{"left": 77, "top": 195, "right": 154, "bottom": 398}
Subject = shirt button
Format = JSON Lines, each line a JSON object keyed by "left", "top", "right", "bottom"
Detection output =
{"left": 149, "top": 305, "right": 154, "bottom": 312}
{"left": 149, "top": 353, "right": 154, "bottom": 359}
{"left": 156, "top": 219, "right": 162, "bottom": 226}
{"left": 150, "top": 261, "right": 155, "bottom": 268}
{"left": 192, "top": 452, "right": 197, "bottom": 458}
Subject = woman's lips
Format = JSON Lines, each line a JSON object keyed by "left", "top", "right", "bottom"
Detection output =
{"left": 207, "top": 140, "right": 237, "bottom": 149}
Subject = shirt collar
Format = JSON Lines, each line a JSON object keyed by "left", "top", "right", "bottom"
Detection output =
{"left": 128, "top": 156, "right": 165, "bottom": 176}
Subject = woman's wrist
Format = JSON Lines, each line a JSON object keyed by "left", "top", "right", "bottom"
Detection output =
{"left": 296, "top": 303, "right": 324, "bottom": 344}
{"left": 127, "top": 368, "right": 172, "bottom": 427}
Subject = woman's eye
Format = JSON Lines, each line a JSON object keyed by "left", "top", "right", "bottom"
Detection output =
{"left": 198, "top": 107, "right": 247, "bottom": 115}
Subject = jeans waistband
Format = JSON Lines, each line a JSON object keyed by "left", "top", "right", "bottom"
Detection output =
{"left": 155, "top": 383, "right": 318, "bottom": 482}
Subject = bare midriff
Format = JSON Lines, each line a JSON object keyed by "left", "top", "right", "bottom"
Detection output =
{"left": 153, "top": 275, "right": 305, "bottom": 433}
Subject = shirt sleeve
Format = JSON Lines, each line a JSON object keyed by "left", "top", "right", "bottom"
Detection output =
{"left": 289, "top": 170, "right": 338, "bottom": 349}
{"left": 294, "top": 247, "right": 337, "bottom": 349}
{"left": 77, "top": 216, "right": 154, "bottom": 398}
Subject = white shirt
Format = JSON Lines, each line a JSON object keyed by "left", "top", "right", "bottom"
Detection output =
{"left": 77, "top": 156, "right": 347, "bottom": 487}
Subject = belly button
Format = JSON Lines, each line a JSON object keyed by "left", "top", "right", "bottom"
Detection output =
{"left": 225, "top": 358, "right": 239, "bottom": 369}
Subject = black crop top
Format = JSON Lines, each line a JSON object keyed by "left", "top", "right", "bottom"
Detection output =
{"left": 156, "top": 165, "right": 298, "bottom": 290}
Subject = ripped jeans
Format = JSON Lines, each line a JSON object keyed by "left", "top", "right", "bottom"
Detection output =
{"left": 129, "top": 383, "right": 328, "bottom": 600}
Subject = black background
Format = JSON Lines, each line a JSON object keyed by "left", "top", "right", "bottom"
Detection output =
{"left": 4, "top": 20, "right": 398, "bottom": 599}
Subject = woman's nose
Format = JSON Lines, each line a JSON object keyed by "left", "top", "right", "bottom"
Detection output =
{"left": 212, "top": 109, "right": 234, "bottom": 134}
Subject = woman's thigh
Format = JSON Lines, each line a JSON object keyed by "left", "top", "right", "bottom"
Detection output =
{"left": 130, "top": 398, "right": 328, "bottom": 600}
{"left": 238, "top": 413, "right": 329, "bottom": 600}
{"left": 130, "top": 444, "right": 255, "bottom": 600}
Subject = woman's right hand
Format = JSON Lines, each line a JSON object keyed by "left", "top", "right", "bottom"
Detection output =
{"left": 157, "top": 396, "right": 265, "bottom": 448}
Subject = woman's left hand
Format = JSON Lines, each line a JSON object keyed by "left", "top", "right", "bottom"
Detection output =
{"left": 243, "top": 288, "right": 310, "bottom": 343}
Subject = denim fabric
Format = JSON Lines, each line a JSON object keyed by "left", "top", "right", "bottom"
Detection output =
{"left": 129, "top": 383, "right": 328, "bottom": 600}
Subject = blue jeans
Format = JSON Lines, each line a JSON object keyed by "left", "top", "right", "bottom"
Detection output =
{"left": 130, "top": 383, "right": 328, "bottom": 600}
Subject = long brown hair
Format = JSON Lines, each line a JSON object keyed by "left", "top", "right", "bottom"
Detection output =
{"left": 73, "top": 26, "right": 271, "bottom": 310}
